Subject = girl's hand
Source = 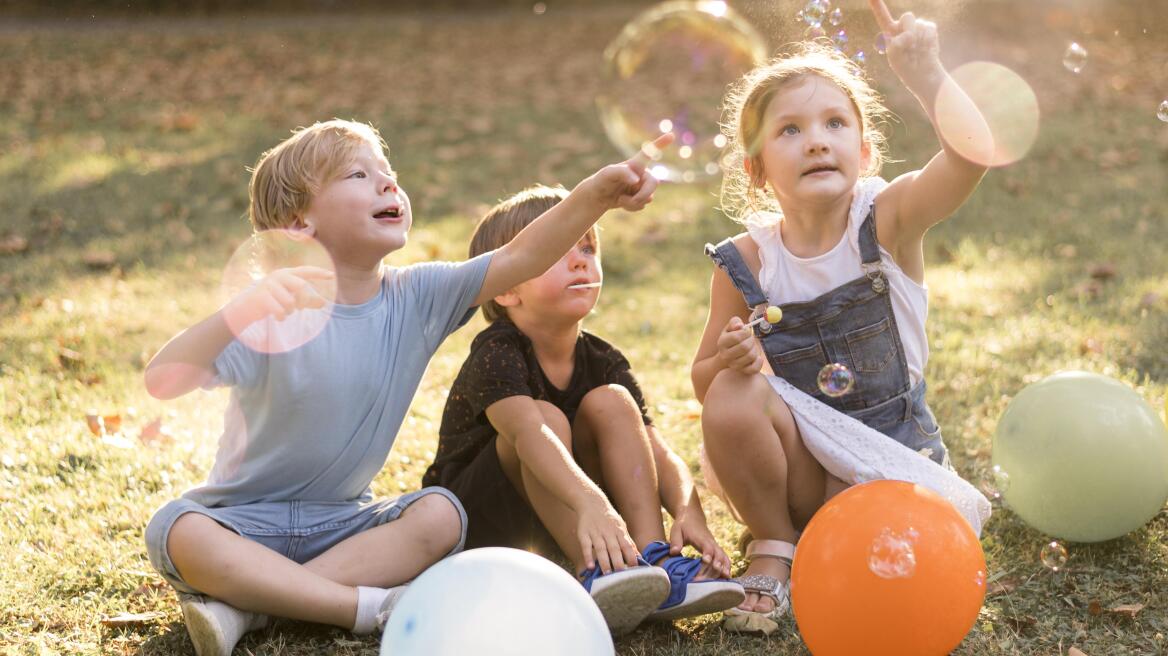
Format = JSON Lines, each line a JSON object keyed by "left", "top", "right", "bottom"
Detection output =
{"left": 868, "top": 0, "right": 944, "bottom": 97}
{"left": 716, "top": 316, "right": 765, "bottom": 375}
{"left": 579, "top": 132, "right": 674, "bottom": 212}
{"left": 576, "top": 497, "right": 640, "bottom": 575}
{"left": 668, "top": 512, "right": 733, "bottom": 579}
{"left": 223, "top": 266, "right": 334, "bottom": 328}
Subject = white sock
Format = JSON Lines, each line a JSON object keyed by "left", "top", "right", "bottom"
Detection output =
{"left": 353, "top": 586, "right": 391, "bottom": 635}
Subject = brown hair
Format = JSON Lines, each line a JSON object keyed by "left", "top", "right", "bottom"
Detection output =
{"left": 469, "top": 185, "right": 597, "bottom": 322}
{"left": 248, "top": 119, "right": 390, "bottom": 231}
{"left": 720, "top": 42, "right": 893, "bottom": 223}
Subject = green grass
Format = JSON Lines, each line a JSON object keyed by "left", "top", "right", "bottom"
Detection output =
{"left": 2, "top": 1, "right": 1167, "bottom": 654}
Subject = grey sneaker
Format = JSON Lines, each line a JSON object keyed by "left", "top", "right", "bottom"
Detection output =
{"left": 179, "top": 593, "right": 269, "bottom": 656}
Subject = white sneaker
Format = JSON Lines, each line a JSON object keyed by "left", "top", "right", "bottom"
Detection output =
{"left": 179, "top": 594, "right": 269, "bottom": 656}
{"left": 374, "top": 584, "right": 409, "bottom": 632}
{"left": 580, "top": 563, "right": 671, "bottom": 636}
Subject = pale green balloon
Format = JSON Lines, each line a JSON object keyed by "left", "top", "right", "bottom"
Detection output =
{"left": 992, "top": 371, "right": 1168, "bottom": 543}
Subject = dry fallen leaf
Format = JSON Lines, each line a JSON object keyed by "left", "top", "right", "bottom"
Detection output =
{"left": 82, "top": 250, "right": 118, "bottom": 269}
{"left": 1068, "top": 647, "right": 1088, "bottom": 656}
{"left": 1109, "top": 603, "right": 1144, "bottom": 618}
{"left": 85, "top": 413, "right": 123, "bottom": 436}
{"left": 1087, "top": 600, "right": 1103, "bottom": 616}
{"left": 1088, "top": 263, "right": 1117, "bottom": 281}
{"left": 139, "top": 418, "right": 173, "bottom": 445}
{"left": 987, "top": 577, "right": 1019, "bottom": 596}
{"left": 100, "top": 611, "right": 166, "bottom": 627}
{"left": 0, "top": 235, "right": 29, "bottom": 255}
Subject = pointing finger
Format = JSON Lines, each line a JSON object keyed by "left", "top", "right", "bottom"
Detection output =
{"left": 867, "top": 0, "right": 897, "bottom": 34}
{"left": 628, "top": 131, "right": 675, "bottom": 169}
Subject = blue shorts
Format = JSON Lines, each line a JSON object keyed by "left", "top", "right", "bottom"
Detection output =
{"left": 144, "top": 487, "right": 467, "bottom": 595}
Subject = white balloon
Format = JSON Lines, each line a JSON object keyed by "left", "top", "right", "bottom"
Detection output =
{"left": 381, "top": 548, "right": 614, "bottom": 656}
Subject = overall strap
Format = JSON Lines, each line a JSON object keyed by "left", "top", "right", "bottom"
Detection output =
{"left": 857, "top": 204, "right": 882, "bottom": 265}
{"left": 705, "top": 237, "right": 768, "bottom": 307}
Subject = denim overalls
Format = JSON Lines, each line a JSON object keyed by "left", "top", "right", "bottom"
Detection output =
{"left": 706, "top": 206, "right": 949, "bottom": 466}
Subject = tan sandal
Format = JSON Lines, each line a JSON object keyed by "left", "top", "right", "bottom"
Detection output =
{"left": 722, "top": 539, "right": 795, "bottom": 636}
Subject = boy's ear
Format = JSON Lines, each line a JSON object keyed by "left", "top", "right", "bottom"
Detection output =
{"left": 291, "top": 215, "right": 317, "bottom": 237}
{"left": 494, "top": 290, "right": 521, "bottom": 308}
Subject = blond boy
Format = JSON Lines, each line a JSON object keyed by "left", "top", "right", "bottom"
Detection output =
{"left": 143, "top": 120, "right": 668, "bottom": 654}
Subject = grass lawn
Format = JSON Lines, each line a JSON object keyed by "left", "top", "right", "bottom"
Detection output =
{"left": 2, "top": 0, "right": 1167, "bottom": 654}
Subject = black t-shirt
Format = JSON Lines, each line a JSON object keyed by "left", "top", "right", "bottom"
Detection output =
{"left": 423, "top": 319, "right": 653, "bottom": 488}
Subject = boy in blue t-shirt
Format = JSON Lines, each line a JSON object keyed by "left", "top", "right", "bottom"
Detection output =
{"left": 143, "top": 120, "right": 670, "bottom": 654}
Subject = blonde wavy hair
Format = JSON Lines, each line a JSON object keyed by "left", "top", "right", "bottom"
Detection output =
{"left": 720, "top": 42, "right": 892, "bottom": 223}
{"left": 248, "top": 119, "right": 389, "bottom": 231}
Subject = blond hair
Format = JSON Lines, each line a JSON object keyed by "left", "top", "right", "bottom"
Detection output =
{"left": 469, "top": 185, "right": 598, "bottom": 322}
{"left": 720, "top": 42, "right": 892, "bottom": 223}
{"left": 248, "top": 119, "right": 389, "bottom": 231}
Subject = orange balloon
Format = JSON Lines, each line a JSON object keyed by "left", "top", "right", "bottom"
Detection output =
{"left": 790, "top": 480, "right": 986, "bottom": 656}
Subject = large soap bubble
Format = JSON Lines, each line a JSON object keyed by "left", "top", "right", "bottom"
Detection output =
{"left": 597, "top": 1, "right": 767, "bottom": 183}
{"left": 382, "top": 548, "right": 613, "bottom": 656}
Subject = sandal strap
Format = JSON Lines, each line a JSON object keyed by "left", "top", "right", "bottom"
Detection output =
{"left": 735, "top": 574, "right": 783, "bottom": 601}
{"left": 745, "top": 539, "right": 795, "bottom": 564}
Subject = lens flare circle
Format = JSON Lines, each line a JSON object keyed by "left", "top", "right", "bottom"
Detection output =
{"left": 935, "top": 61, "right": 1039, "bottom": 168}
{"left": 220, "top": 229, "right": 337, "bottom": 354}
{"left": 598, "top": 0, "right": 767, "bottom": 183}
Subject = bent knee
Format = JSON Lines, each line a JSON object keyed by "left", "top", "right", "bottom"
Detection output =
{"left": 405, "top": 492, "right": 464, "bottom": 554}
{"left": 702, "top": 370, "right": 787, "bottom": 434}
{"left": 578, "top": 384, "right": 640, "bottom": 419}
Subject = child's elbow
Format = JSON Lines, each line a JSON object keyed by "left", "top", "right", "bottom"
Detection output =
{"left": 144, "top": 363, "right": 199, "bottom": 400}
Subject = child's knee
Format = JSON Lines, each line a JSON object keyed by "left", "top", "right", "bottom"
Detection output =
{"left": 702, "top": 370, "right": 780, "bottom": 434}
{"left": 578, "top": 384, "right": 640, "bottom": 421}
{"left": 406, "top": 491, "right": 465, "bottom": 555}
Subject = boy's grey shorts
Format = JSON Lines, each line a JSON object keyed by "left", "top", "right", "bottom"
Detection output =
{"left": 144, "top": 487, "right": 467, "bottom": 595}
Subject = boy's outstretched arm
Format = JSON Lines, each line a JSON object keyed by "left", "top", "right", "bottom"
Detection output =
{"left": 144, "top": 266, "right": 333, "bottom": 399}
{"left": 473, "top": 133, "right": 673, "bottom": 307}
{"left": 647, "top": 427, "right": 732, "bottom": 578}
{"left": 486, "top": 396, "right": 640, "bottom": 574}
{"left": 869, "top": 0, "right": 991, "bottom": 244}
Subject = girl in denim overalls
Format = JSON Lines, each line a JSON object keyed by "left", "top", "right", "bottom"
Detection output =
{"left": 690, "top": 2, "right": 992, "bottom": 635}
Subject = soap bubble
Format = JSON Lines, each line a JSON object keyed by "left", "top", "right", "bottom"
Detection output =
{"left": 598, "top": 1, "right": 766, "bottom": 183}
{"left": 817, "top": 363, "right": 855, "bottom": 397}
{"left": 874, "top": 32, "right": 887, "bottom": 55}
{"left": 220, "top": 230, "right": 337, "bottom": 354}
{"left": 869, "top": 527, "right": 917, "bottom": 579}
{"left": 831, "top": 29, "right": 848, "bottom": 50}
{"left": 1040, "top": 541, "right": 1068, "bottom": 572}
{"left": 802, "top": 0, "right": 829, "bottom": 28}
{"left": 1062, "top": 42, "right": 1087, "bottom": 74}
{"left": 1157, "top": 100, "right": 1168, "bottom": 122}
{"left": 979, "top": 464, "right": 1010, "bottom": 501}
{"left": 934, "top": 61, "right": 1039, "bottom": 167}
{"left": 828, "top": 8, "right": 843, "bottom": 26}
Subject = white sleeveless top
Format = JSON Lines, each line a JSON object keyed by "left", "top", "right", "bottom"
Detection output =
{"left": 744, "top": 176, "right": 929, "bottom": 386}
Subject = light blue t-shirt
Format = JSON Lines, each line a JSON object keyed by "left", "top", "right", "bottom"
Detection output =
{"left": 185, "top": 253, "right": 493, "bottom": 507}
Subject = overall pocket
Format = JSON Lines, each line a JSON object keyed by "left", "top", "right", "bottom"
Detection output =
{"left": 772, "top": 342, "right": 828, "bottom": 395}
{"left": 845, "top": 317, "right": 898, "bottom": 373}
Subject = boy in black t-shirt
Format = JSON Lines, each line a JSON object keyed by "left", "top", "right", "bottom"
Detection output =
{"left": 423, "top": 186, "right": 743, "bottom": 635}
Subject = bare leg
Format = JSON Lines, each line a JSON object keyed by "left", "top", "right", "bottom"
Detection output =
{"left": 167, "top": 493, "right": 462, "bottom": 628}
{"left": 571, "top": 384, "right": 666, "bottom": 552}
{"left": 701, "top": 369, "right": 827, "bottom": 612}
{"left": 495, "top": 400, "right": 591, "bottom": 572}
